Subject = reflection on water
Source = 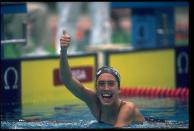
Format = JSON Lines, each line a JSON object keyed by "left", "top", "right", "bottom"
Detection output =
{"left": 1, "top": 119, "right": 188, "bottom": 129}
{"left": 1, "top": 97, "right": 189, "bottom": 129}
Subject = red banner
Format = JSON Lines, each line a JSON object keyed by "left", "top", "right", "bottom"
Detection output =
{"left": 53, "top": 66, "right": 93, "bottom": 86}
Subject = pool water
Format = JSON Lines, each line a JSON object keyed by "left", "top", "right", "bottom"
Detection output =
{"left": 1, "top": 97, "right": 189, "bottom": 129}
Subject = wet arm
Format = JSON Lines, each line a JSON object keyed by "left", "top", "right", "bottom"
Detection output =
{"left": 60, "top": 40, "right": 94, "bottom": 102}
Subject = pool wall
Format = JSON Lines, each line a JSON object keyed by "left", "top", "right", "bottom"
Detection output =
{"left": 1, "top": 46, "right": 189, "bottom": 115}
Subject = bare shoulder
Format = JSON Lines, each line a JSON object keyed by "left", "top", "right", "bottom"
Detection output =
{"left": 121, "top": 101, "right": 136, "bottom": 111}
{"left": 120, "top": 100, "right": 145, "bottom": 122}
{"left": 118, "top": 101, "right": 135, "bottom": 118}
{"left": 115, "top": 100, "right": 145, "bottom": 127}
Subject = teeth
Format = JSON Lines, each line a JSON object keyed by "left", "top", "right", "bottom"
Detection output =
{"left": 102, "top": 94, "right": 111, "bottom": 97}
{"left": 101, "top": 92, "right": 113, "bottom": 98}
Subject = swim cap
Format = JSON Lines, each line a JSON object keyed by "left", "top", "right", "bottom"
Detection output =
{"left": 96, "top": 66, "right": 120, "bottom": 88}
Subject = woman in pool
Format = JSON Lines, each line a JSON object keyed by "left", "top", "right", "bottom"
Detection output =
{"left": 59, "top": 31, "right": 145, "bottom": 127}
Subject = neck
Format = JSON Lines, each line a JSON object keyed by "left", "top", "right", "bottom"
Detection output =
{"left": 101, "top": 99, "right": 122, "bottom": 116}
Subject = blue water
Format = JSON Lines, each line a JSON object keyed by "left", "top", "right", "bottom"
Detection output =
{"left": 1, "top": 97, "right": 189, "bottom": 129}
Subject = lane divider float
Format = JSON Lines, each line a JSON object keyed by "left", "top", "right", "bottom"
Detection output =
{"left": 120, "top": 87, "right": 188, "bottom": 98}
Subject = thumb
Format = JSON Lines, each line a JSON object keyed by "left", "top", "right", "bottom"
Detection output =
{"left": 63, "top": 30, "right": 66, "bottom": 35}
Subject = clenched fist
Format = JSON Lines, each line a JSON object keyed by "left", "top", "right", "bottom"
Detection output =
{"left": 60, "top": 30, "right": 71, "bottom": 48}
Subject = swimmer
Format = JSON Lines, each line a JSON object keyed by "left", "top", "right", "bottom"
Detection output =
{"left": 59, "top": 30, "right": 145, "bottom": 127}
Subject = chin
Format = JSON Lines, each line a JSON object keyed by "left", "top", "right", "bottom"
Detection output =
{"left": 102, "top": 102, "right": 113, "bottom": 106}
{"left": 99, "top": 96, "right": 115, "bottom": 106}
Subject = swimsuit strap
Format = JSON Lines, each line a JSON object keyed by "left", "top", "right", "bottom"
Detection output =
{"left": 98, "top": 98, "right": 102, "bottom": 123}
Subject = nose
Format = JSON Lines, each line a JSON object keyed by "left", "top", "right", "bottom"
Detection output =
{"left": 104, "top": 83, "right": 110, "bottom": 90}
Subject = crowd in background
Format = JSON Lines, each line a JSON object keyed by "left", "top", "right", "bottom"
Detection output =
{"left": 3, "top": 2, "right": 188, "bottom": 58}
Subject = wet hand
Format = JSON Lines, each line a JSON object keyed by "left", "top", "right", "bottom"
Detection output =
{"left": 60, "top": 30, "right": 71, "bottom": 48}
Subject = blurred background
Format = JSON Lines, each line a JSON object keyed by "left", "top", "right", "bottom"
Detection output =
{"left": 1, "top": 2, "right": 189, "bottom": 58}
{"left": 1, "top": 3, "right": 190, "bottom": 128}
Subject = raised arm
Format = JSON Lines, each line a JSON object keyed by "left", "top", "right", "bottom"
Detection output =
{"left": 59, "top": 30, "right": 95, "bottom": 102}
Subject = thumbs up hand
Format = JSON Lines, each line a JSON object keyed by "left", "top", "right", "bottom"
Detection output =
{"left": 60, "top": 30, "right": 71, "bottom": 48}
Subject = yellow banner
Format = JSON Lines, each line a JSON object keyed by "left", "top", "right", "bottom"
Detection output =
{"left": 108, "top": 49, "right": 175, "bottom": 88}
{"left": 21, "top": 55, "right": 97, "bottom": 106}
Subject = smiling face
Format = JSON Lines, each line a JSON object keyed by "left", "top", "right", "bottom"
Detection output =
{"left": 96, "top": 73, "right": 120, "bottom": 106}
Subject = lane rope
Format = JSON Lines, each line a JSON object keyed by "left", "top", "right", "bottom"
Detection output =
{"left": 120, "top": 87, "right": 188, "bottom": 98}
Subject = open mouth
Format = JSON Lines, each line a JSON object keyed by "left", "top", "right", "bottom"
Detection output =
{"left": 101, "top": 91, "right": 113, "bottom": 102}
